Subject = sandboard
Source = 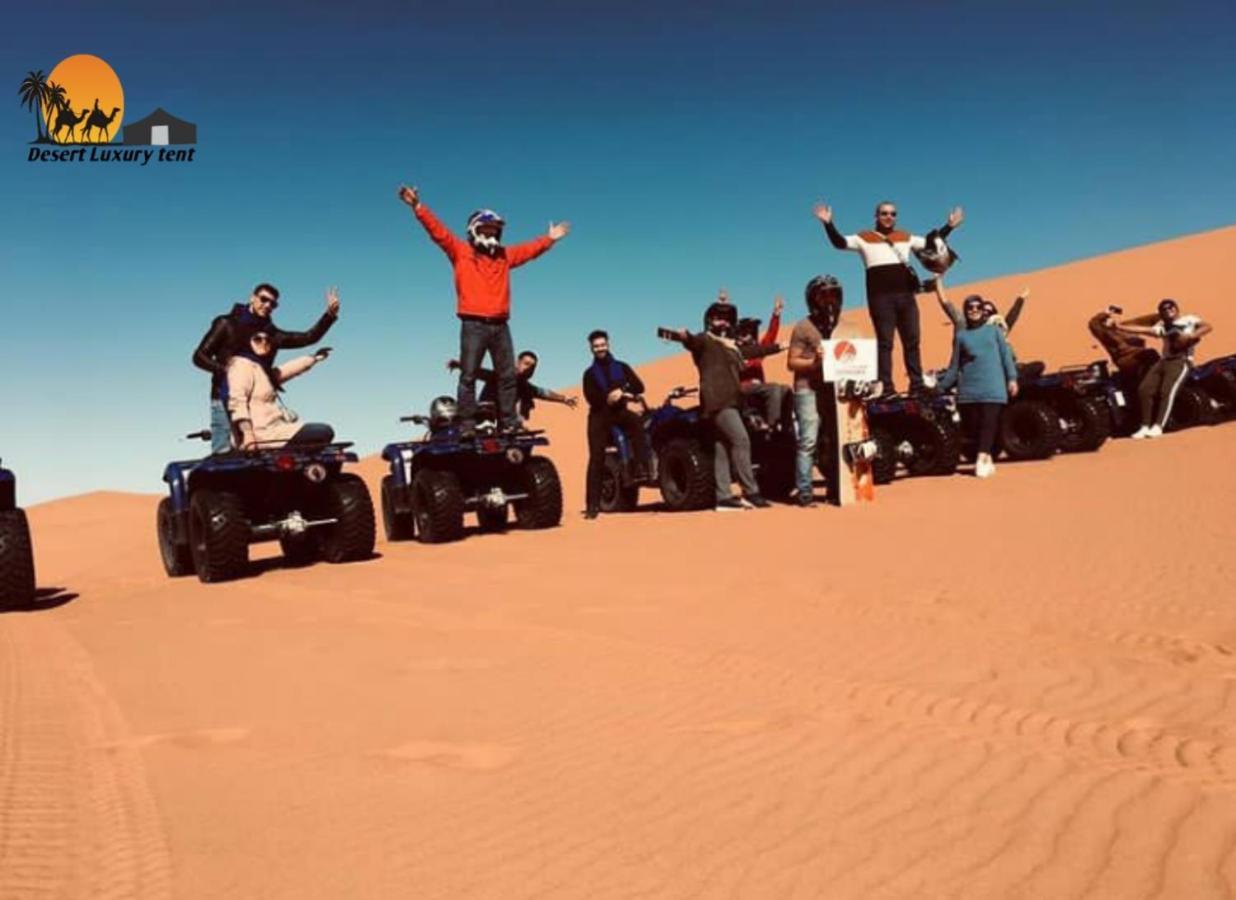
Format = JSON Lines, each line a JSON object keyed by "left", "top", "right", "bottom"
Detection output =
{"left": 821, "top": 329, "right": 879, "bottom": 507}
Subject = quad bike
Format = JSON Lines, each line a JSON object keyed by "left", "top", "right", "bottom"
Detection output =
{"left": 158, "top": 432, "right": 375, "bottom": 583}
{"left": 0, "top": 463, "right": 36, "bottom": 608}
{"left": 380, "top": 401, "right": 563, "bottom": 543}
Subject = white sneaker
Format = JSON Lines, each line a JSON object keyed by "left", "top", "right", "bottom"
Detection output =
{"left": 1131, "top": 426, "right": 1151, "bottom": 439}
{"left": 975, "top": 458, "right": 995, "bottom": 479}
{"left": 1146, "top": 425, "right": 1164, "bottom": 438}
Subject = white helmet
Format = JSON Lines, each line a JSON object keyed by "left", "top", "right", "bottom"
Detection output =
{"left": 429, "top": 395, "right": 458, "bottom": 430}
{"left": 466, "top": 209, "right": 505, "bottom": 255}
{"left": 914, "top": 232, "right": 959, "bottom": 275}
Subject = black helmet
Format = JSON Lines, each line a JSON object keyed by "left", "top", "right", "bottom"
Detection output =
{"left": 704, "top": 301, "right": 738, "bottom": 333}
{"left": 805, "top": 275, "right": 843, "bottom": 329}
{"left": 429, "top": 395, "right": 458, "bottom": 429}
{"left": 914, "top": 232, "right": 959, "bottom": 275}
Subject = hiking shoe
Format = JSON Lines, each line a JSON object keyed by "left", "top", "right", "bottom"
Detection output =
{"left": 796, "top": 494, "right": 817, "bottom": 508}
{"left": 1146, "top": 425, "right": 1164, "bottom": 438}
{"left": 746, "top": 494, "right": 772, "bottom": 509}
{"left": 583, "top": 508, "right": 600, "bottom": 520}
{"left": 715, "top": 497, "right": 749, "bottom": 512}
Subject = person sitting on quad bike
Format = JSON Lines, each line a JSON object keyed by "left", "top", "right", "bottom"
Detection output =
{"left": 733, "top": 293, "right": 790, "bottom": 433}
{"left": 193, "top": 283, "right": 340, "bottom": 454}
{"left": 227, "top": 331, "right": 335, "bottom": 450}
{"left": 664, "top": 302, "right": 784, "bottom": 511}
{"left": 397, "top": 183, "right": 571, "bottom": 439}
{"left": 1088, "top": 305, "right": 1161, "bottom": 394}
{"left": 582, "top": 330, "right": 654, "bottom": 520}
{"left": 1116, "top": 298, "right": 1213, "bottom": 440}
{"left": 786, "top": 275, "right": 845, "bottom": 507}
{"left": 935, "top": 285, "right": 1019, "bottom": 479}
{"left": 447, "top": 350, "right": 578, "bottom": 424}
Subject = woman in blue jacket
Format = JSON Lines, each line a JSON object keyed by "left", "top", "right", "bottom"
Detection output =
{"left": 936, "top": 290, "right": 1020, "bottom": 479}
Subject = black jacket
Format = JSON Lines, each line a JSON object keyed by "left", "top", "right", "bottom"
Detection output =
{"left": 682, "top": 332, "right": 780, "bottom": 416}
{"left": 193, "top": 303, "right": 337, "bottom": 397}
{"left": 582, "top": 357, "right": 644, "bottom": 413}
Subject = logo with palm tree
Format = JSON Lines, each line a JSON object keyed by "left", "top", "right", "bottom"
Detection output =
{"left": 18, "top": 54, "right": 124, "bottom": 145}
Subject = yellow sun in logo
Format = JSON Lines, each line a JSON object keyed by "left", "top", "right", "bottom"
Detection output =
{"left": 43, "top": 54, "right": 124, "bottom": 144}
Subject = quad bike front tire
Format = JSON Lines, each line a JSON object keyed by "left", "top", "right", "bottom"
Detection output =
{"left": 1000, "top": 400, "right": 1063, "bottom": 461}
{"left": 411, "top": 469, "right": 465, "bottom": 544}
{"left": 599, "top": 455, "right": 639, "bottom": 513}
{"left": 381, "top": 474, "right": 415, "bottom": 542}
{"left": 0, "top": 509, "right": 36, "bottom": 608}
{"left": 658, "top": 439, "right": 713, "bottom": 511}
{"left": 1058, "top": 395, "right": 1112, "bottom": 453}
{"left": 513, "top": 457, "right": 563, "bottom": 530}
{"left": 188, "top": 490, "right": 250, "bottom": 583}
{"left": 156, "top": 497, "right": 195, "bottom": 578}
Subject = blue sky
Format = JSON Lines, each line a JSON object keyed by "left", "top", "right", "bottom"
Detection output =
{"left": 3, "top": 0, "right": 1235, "bottom": 502}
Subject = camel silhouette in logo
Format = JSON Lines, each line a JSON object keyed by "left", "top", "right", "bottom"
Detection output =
{"left": 81, "top": 100, "right": 121, "bottom": 143}
{"left": 52, "top": 105, "right": 88, "bottom": 143}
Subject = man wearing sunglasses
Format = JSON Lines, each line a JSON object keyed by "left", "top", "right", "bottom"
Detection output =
{"left": 192, "top": 283, "right": 341, "bottom": 453}
{"left": 814, "top": 200, "right": 963, "bottom": 396}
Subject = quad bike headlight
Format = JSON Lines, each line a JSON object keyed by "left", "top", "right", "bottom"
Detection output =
{"left": 305, "top": 463, "right": 328, "bottom": 483}
{"left": 505, "top": 448, "right": 525, "bottom": 465}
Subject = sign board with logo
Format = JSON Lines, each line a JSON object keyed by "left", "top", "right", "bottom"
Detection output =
{"left": 821, "top": 338, "right": 877, "bottom": 383}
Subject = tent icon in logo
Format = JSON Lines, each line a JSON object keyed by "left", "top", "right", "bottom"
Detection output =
{"left": 122, "top": 107, "right": 195, "bottom": 146}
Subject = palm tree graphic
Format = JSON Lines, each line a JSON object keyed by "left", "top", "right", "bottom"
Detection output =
{"left": 43, "top": 80, "right": 68, "bottom": 142}
{"left": 18, "top": 69, "right": 49, "bottom": 143}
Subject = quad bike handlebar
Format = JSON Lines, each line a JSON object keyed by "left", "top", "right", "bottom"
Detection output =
{"left": 186, "top": 429, "right": 212, "bottom": 441}
{"left": 400, "top": 415, "right": 430, "bottom": 425}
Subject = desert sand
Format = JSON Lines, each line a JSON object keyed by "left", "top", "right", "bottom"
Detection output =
{"left": 4, "top": 227, "right": 1236, "bottom": 899}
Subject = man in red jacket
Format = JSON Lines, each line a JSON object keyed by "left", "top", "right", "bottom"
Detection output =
{"left": 398, "top": 184, "right": 571, "bottom": 437}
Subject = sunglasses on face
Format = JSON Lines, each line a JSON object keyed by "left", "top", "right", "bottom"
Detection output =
{"left": 252, "top": 334, "right": 272, "bottom": 344}
{"left": 256, "top": 295, "right": 278, "bottom": 307}
{"left": 878, "top": 211, "right": 897, "bottom": 218}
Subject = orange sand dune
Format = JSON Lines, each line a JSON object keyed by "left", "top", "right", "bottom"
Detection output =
{"left": 4, "top": 227, "right": 1236, "bottom": 899}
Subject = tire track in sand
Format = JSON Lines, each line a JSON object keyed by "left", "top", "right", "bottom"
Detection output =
{"left": 0, "top": 616, "right": 171, "bottom": 900}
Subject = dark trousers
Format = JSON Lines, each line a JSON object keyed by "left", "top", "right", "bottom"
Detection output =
{"left": 868, "top": 291, "right": 923, "bottom": 393}
{"left": 960, "top": 403, "right": 1002, "bottom": 456}
{"left": 458, "top": 319, "right": 516, "bottom": 427}
{"left": 586, "top": 408, "right": 651, "bottom": 511}
{"left": 285, "top": 423, "right": 336, "bottom": 447}
{"left": 1138, "top": 357, "right": 1190, "bottom": 428}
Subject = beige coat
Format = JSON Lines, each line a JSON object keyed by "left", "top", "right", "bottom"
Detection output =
{"left": 226, "top": 355, "right": 316, "bottom": 447}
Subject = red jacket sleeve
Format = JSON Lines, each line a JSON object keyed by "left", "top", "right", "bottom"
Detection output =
{"left": 761, "top": 311, "right": 781, "bottom": 346}
{"left": 413, "top": 204, "right": 463, "bottom": 262}
{"left": 507, "top": 235, "right": 554, "bottom": 268}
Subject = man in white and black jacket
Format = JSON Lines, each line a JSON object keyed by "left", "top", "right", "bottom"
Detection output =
{"left": 813, "top": 200, "right": 963, "bottom": 396}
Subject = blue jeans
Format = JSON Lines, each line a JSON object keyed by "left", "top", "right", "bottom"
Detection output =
{"left": 794, "top": 389, "right": 821, "bottom": 498}
{"left": 458, "top": 319, "right": 516, "bottom": 427}
{"left": 210, "top": 398, "right": 231, "bottom": 454}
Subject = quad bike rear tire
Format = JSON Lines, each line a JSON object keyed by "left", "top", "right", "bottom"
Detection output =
{"left": 0, "top": 509, "right": 36, "bottom": 608}
{"left": 1167, "top": 383, "right": 1219, "bottom": 432}
{"left": 316, "top": 474, "right": 376, "bottom": 563}
{"left": 898, "top": 414, "right": 961, "bottom": 477}
{"left": 188, "top": 490, "right": 249, "bottom": 583}
{"left": 658, "top": 439, "right": 713, "bottom": 511}
{"left": 599, "top": 455, "right": 639, "bottom": 513}
{"left": 156, "top": 497, "right": 195, "bottom": 577}
{"left": 869, "top": 426, "right": 897, "bottom": 485}
{"left": 1202, "top": 370, "right": 1236, "bottom": 419}
{"left": 381, "top": 474, "right": 415, "bottom": 541}
{"left": 1058, "top": 395, "right": 1112, "bottom": 453}
{"left": 513, "top": 457, "right": 563, "bottom": 529}
{"left": 412, "top": 469, "right": 465, "bottom": 544}
{"left": 1000, "top": 400, "right": 1063, "bottom": 461}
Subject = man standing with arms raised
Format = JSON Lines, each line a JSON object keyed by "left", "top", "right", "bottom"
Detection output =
{"left": 398, "top": 184, "right": 571, "bottom": 438}
{"left": 814, "top": 200, "right": 963, "bottom": 396}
